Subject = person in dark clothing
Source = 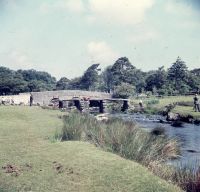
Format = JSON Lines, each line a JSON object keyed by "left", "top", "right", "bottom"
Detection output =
{"left": 193, "top": 94, "right": 200, "bottom": 112}
{"left": 30, "top": 94, "right": 33, "bottom": 106}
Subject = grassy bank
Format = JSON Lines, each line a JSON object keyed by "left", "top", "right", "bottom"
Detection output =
{"left": 60, "top": 112, "right": 200, "bottom": 191}
{"left": 0, "top": 106, "right": 181, "bottom": 192}
{"left": 60, "top": 112, "right": 179, "bottom": 166}
{"left": 132, "top": 96, "right": 200, "bottom": 120}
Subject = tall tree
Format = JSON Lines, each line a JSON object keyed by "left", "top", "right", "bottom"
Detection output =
{"left": 80, "top": 64, "right": 100, "bottom": 91}
{"left": 110, "top": 57, "right": 135, "bottom": 87}
{"left": 167, "top": 57, "right": 188, "bottom": 92}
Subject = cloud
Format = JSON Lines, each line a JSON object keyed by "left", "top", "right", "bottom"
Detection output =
{"left": 87, "top": 41, "right": 119, "bottom": 67}
{"left": 87, "top": 0, "right": 154, "bottom": 25}
{"left": 39, "top": 0, "right": 85, "bottom": 14}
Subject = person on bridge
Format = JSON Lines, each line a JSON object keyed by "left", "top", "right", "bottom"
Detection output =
{"left": 193, "top": 94, "right": 200, "bottom": 112}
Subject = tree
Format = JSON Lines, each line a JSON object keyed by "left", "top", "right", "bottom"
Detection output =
{"left": 56, "top": 77, "right": 70, "bottom": 90}
{"left": 0, "top": 67, "right": 14, "bottom": 95}
{"left": 80, "top": 64, "right": 100, "bottom": 90}
{"left": 18, "top": 69, "right": 56, "bottom": 91}
{"left": 110, "top": 57, "right": 135, "bottom": 87}
{"left": 145, "top": 66, "right": 167, "bottom": 94}
{"left": 67, "top": 77, "right": 82, "bottom": 90}
{"left": 99, "top": 66, "right": 113, "bottom": 93}
{"left": 167, "top": 57, "right": 188, "bottom": 93}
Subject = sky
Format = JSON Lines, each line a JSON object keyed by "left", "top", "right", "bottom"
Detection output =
{"left": 0, "top": 0, "right": 200, "bottom": 79}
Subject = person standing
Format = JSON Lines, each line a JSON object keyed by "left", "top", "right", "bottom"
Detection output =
{"left": 193, "top": 94, "right": 200, "bottom": 112}
{"left": 30, "top": 94, "right": 33, "bottom": 106}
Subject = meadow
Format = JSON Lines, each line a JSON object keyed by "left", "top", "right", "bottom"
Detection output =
{"left": 0, "top": 106, "right": 181, "bottom": 192}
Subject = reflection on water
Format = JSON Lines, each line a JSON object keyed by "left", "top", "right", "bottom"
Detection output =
{"left": 110, "top": 113, "right": 200, "bottom": 167}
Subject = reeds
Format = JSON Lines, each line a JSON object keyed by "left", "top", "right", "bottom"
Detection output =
{"left": 60, "top": 112, "right": 179, "bottom": 166}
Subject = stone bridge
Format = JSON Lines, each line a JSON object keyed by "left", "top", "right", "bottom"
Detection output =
{"left": 31, "top": 90, "right": 112, "bottom": 105}
{"left": 32, "top": 90, "right": 129, "bottom": 113}
{"left": 0, "top": 90, "right": 129, "bottom": 113}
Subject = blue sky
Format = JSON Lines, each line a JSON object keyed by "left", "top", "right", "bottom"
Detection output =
{"left": 0, "top": 0, "right": 199, "bottom": 79}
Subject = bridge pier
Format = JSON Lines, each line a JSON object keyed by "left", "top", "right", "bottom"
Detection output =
{"left": 99, "top": 100, "right": 104, "bottom": 113}
{"left": 58, "top": 98, "right": 128, "bottom": 113}
{"left": 121, "top": 100, "right": 129, "bottom": 112}
{"left": 74, "top": 100, "right": 82, "bottom": 111}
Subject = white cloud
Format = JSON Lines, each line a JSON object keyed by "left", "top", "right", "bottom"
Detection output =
{"left": 88, "top": 0, "right": 154, "bottom": 25}
{"left": 87, "top": 41, "right": 119, "bottom": 67}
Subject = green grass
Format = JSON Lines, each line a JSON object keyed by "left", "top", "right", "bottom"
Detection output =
{"left": 60, "top": 112, "right": 180, "bottom": 165}
{"left": 132, "top": 96, "right": 200, "bottom": 119}
{"left": 0, "top": 106, "right": 181, "bottom": 192}
{"left": 172, "top": 106, "right": 200, "bottom": 119}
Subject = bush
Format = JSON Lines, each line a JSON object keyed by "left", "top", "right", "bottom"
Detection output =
{"left": 60, "top": 112, "right": 179, "bottom": 166}
{"left": 113, "top": 83, "right": 135, "bottom": 99}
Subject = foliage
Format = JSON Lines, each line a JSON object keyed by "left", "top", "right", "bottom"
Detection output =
{"left": 56, "top": 77, "right": 70, "bottom": 90}
{"left": 80, "top": 64, "right": 100, "bottom": 91}
{"left": 61, "top": 112, "right": 179, "bottom": 166}
{"left": 0, "top": 67, "right": 56, "bottom": 94}
{"left": 112, "top": 83, "right": 135, "bottom": 99}
{"left": 146, "top": 66, "right": 167, "bottom": 92}
{"left": 167, "top": 57, "right": 189, "bottom": 93}
{"left": 1, "top": 56, "right": 200, "bottom": 96}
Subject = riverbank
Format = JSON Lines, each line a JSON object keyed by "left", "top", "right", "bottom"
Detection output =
{"left": 0, "top": 106, "right": 181, "bottom": 192}
{"left": 60, "top": 111, "right": 200, "bottom": 191}
{"left": 131, "top": 96, "right": 200, "bottom": 124}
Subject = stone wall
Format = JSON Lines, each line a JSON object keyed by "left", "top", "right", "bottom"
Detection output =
{"left": 0, "top": 93, "right": 30, "bottom": 105}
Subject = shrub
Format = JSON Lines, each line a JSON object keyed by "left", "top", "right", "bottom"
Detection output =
{"left": 113, "top": 83, "right": 135, "bottom": 99}
{"left": 60, "top": 112, "right": 179, "bottom": 166}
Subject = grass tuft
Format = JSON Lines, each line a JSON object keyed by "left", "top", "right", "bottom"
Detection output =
{"left": 60, "top": 112, "right": 180, "bottom": 166}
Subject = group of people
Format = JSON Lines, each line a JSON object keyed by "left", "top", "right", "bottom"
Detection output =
{"left": 194, "top": 94, "right": 200, "bottom": 112}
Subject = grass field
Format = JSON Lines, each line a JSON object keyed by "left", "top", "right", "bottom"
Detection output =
{"left": 0, "top": 106, "right": 181, "bottom": 192}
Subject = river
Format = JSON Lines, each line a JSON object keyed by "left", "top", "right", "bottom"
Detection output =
{"left": 110, "top": 113, "right": 200, "bottom": 168}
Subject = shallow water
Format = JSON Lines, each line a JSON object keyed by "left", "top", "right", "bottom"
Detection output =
{"left": 110, "top": 113, "right": 200, "bottom": 167}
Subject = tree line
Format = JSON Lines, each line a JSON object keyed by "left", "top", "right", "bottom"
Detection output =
{"left": 0, "top": 56, "right": 200, "bottom": 98}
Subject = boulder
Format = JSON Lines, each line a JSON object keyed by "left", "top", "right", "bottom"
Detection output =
{"left": 166, "top": 112, "right": 180, "bottom": 121}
